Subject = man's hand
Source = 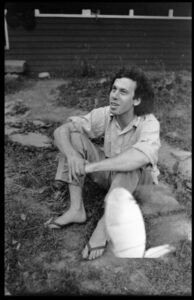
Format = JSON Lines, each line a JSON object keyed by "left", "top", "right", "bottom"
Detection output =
{"left": 84, "top": 161, "right": 92, "bottom": 174}
{"left": 67, "top": 150, "right": 86, "bottom": 182}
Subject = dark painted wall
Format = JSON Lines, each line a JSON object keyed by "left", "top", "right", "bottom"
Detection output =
{"left": 5, "top": 17, "right": 191, "bottom": 73}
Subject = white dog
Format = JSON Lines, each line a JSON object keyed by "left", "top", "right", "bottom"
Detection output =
{"left": 105, "top": 187, "right": 179, "bottom": 258}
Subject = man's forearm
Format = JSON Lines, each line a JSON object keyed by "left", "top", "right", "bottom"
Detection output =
{"left": 85, "top": 148, "right": 149, "bottom": 173}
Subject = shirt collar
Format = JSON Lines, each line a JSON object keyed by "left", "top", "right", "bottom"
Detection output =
{"left": 131, "top": 115, "right": 141, "bottom": 128}
{"left": 109, "top": 110, "right": 141, "bottom": 131}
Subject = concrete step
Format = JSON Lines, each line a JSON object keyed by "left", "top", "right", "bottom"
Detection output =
{"left": 5, "top": 60, "right": 27, "bottom": 74}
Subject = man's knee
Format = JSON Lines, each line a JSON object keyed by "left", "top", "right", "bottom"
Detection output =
{"left": 105, "top": 187, "right": 135, "bottom": 207}
{"left": 54, "top": 127, "right": 85, "bottom": 153}
{"left": 110, "top": 170, "right": 140, "bottom": 194}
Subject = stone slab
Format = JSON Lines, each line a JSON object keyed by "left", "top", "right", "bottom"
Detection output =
{"left": 178, "top": 158, "right": 192, "bottom": 179}
{"left": 170, "top": 149, "right": 191, "bottom": 161}
{"left": 159, "top": 141, "right": 177, "bottom": 172}
{"left": 135, "top": 183, "right": 183, "bottom": 216}
{"left": 5, "top": 73, "right": 19, "bottom": 80}
{"left": 147, "top": 213, "right": 191, "bottom": 247}
{"left": 10, "top": 133, "right": 51, "bottom": 148}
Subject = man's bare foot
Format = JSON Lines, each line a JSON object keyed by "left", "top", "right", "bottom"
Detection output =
{"left": 44, "top": 205, "right": 86, "bottom": 229}
{"left": 82, "top": 215, "right": 109, "bottom": 260}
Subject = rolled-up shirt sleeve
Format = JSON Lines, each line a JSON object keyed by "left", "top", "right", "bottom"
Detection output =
{"left": 67, "top": 106, "right": 108, "bottom": 139}
{"left": 132, "top": 115, "right": 161, "bottom": 166}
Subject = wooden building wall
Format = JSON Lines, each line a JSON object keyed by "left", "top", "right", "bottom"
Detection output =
{"left": 5, "top": 17, "right": 191, "bottom": 73}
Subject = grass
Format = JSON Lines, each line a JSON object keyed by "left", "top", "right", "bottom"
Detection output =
{"left": 5, "top": 69, "right": 191, "bottom": 295}
{"left": 5, "top": 140, "right": 106, "bottom": 294}
{"left": 5, "top": 75, "right": 36, "bottom": 95}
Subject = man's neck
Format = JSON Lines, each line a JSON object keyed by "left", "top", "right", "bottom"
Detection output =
{"left": 116, "top": 110, "right": 135, "bottom": 130}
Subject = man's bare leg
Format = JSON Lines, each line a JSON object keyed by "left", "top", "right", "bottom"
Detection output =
{"left": 45, "top": 184, "right": 86, "bottom": 228}
{"left": 82, "top": 214, "right": 109, "bottom": 260}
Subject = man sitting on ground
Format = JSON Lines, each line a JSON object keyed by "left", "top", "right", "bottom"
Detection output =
{"left": 44, "top": 66, "right": 161, "bottom": 260}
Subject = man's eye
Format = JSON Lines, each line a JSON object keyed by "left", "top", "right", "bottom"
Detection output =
{"left": 120, "top": 91, "right": 127, "bottom": 94}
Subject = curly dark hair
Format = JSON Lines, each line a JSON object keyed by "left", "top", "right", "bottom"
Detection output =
{"left": 110, "top": 66, "right": 154, "bottom": 116}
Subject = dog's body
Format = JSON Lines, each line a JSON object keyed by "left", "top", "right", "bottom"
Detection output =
{"left": 105, "top": 188, "right": 191, "bottom": 258}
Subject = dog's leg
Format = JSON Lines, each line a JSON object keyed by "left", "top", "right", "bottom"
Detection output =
{"left": 144, "top": 244, "right": 176, "bottom": 258}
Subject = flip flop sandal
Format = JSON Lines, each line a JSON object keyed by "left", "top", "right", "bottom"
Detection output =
{"left": 44, "top": 216, "right": 86, "bottom": 229}
{"left": 83, "top": 241, "right": 108, "bottom": 260}
{"left": 52, "top": 180, "right": 67, "bottom": 192}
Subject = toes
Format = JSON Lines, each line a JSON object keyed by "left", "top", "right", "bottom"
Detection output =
{"left": 82, "top": 242, "right": 106, "bottom": 260}
{"left": 88, "top": 250, "right": 95, "bottom": 260}
{"left": 89, "top": 249, "right": 103, "bottom": 260}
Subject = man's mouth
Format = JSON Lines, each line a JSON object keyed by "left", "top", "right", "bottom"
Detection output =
{"left": 110, "top": 102, "right": 119, "bottom": 107}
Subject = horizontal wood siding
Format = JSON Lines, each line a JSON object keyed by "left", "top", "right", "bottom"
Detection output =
{"left": 5, "top": 17, "right": 191, "bottom": 73}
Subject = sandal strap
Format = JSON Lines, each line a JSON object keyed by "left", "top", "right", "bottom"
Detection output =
{"left": 52, "top": 180, "right": 66, "bottom": 191}
{"left": 87, "top": 241, "right": 107, "bottom": 254}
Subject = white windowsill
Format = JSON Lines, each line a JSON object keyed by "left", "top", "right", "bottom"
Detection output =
{"left": 34, "top": 9, "right": 191, "bottom": 20}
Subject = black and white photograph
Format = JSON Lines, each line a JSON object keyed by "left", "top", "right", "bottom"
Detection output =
{"left": 5, "top": 1, "right": 191, "bottom": 296}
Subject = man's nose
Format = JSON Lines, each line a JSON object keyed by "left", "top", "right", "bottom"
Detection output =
{"left": 112, "top": 90, "right": 119, "bottom": 99}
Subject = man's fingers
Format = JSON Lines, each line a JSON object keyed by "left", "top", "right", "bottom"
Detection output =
{"left": 68, "top": 164, "right": 76, "bottom": 182}
{"left": 68, "top": 159, "right": 85, "bottom": 182}
{"left": 75, "top": 164, "right": 80, "bottom": 176}
{"left": 71, "top": 164, "right": 79, "bottom": 182}
{"left": 73, "top": 161, "right": 84, "bottom": 176}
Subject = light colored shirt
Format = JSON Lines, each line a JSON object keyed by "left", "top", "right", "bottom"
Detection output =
{"left": 67, "top": 106, "right": 161, "bottom": 183}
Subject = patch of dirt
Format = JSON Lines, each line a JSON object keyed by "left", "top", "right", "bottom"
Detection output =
{"left": 5, "top": 79, "right": 88, "bottom": 123}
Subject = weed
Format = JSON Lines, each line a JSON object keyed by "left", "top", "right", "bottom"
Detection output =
{"left": 56, "top": 77, "right": 110, "bottom": 110}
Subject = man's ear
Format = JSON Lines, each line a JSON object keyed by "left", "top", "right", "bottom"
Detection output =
{"left": 133, "top": 98, "right": 141, "bottom": 106}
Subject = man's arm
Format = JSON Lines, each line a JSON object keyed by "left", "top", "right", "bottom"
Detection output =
{"left": 54, "top": 107, "right": 108, "bottom": 182}
{"left": 54, "top": 122, "right": 85, "bottom": 182}
{"left": 85, "top": 147, "right": 149, "bottom": 174}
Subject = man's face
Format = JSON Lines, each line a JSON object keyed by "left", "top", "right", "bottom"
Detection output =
{"left": 109, "top": 77, "right": 137, "bottom": 115}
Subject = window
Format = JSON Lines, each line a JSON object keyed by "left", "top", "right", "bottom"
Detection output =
{"left": 4, "top": 10, "right": 9, "bottom": 50}
{"left": 38, "top": 2, "right": 192, "bottom": 17}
